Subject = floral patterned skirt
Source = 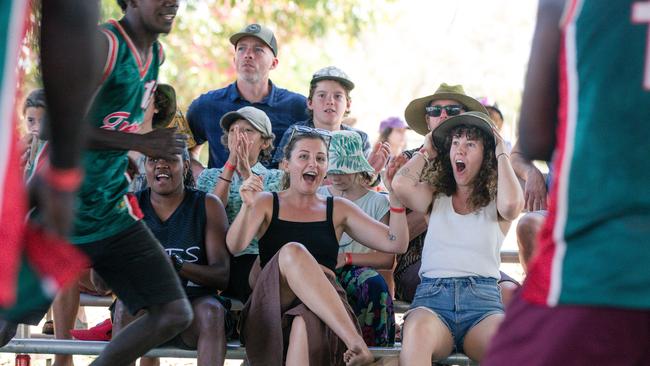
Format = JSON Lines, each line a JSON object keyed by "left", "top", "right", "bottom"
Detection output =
{"left": 336, "top": 265, "right": 395, "bottom": 346}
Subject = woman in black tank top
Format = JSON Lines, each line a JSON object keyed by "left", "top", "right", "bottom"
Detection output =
{"left": 226, "top": 129, "right": 410, "bottom": 366}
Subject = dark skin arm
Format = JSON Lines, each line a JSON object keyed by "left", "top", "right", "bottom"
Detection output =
{"left": 518, "top": 0, "right": 566, "bottom": 160}
{"left": 30, "top": 0, "right": 102, "bottom": 237}
{"left": 510, "top": 141, "right": 548, "bottom": 211}
{"left": 176, "top": 194, "right": 230, "bottom": 290}
{"left": 40, "top": 0, "right": 102, "bottom": 169}
{"left": 88, "top": 127, "right": 187, "bottom": 162}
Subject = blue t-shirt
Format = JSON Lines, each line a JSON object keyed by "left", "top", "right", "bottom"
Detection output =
{"left": 187, "top": 81, "right": 309, "bottom": 169}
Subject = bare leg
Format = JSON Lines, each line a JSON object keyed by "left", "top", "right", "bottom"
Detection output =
{"left": 177, "top": 297, "right": 227, "bottom": 366}
{"left": 516, "top": 211, "right": 546, "bottom": 273}
{"left": 286, "top": 316, "right": 309, "bottom": 366}
{"left": 53, "top": 284, "right": 80, "bottom": 366}
{"left": 462, "top": 314, "right": 504, "bottom": 362}
{"left": 277, "top": 243, "right": 373, "bottom": 365}
{"left": 400, "top": 309, "right": 453, "bottom": 366}
{"left": 90, "top": 297, "right": 192, "bottom": 366}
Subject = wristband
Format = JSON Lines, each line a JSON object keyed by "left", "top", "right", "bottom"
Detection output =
{"left": 390, "top": 206, "right": 406, "bottom": 213}
{"left": 218, "top": 176, "right": 232, "bottom": 183}
{"left": 42, "top": 165, "right": 83, "bottom": 192}
{"left": 224, "top": 161, "right": 236, "bottom": 171}
{"left": 345, "top": 252, "right": 353, "bottom": 266}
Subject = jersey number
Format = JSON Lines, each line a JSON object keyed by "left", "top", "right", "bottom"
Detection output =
{"left": 141, "top": 80, "right": 157, "bottom": 109}
{"left": 633, "top": 1, "right": 650, "bottom": 90}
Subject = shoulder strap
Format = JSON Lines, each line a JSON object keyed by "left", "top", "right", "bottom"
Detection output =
{"left": 326, "top": 196, "right": 334, "bottom": 224}
{"left": 271, "top": 191, "right": 280, "bottom": 222}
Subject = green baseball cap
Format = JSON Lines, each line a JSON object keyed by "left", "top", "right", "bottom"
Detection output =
{"left": 230, "top": 23, "right": 278, "bottom": 56}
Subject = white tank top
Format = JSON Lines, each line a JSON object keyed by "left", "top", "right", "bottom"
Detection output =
{"left": 419, "top": 194, "right": 503, "bottom": 279}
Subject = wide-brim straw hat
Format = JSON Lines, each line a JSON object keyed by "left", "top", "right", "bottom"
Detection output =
{"left": 404, "top": 83, "right": 488, "bottom": 136}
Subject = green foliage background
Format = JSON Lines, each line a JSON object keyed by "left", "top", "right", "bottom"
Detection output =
{"left": 97, "top": 0, "right": 384, "bottom": 110}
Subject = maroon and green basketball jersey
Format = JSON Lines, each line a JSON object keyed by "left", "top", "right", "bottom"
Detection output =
{"left": 71, "top": 19, "right": 163, "bottom": 244}
{"left": 524, "top": 0, "right": 650, "bottom": 309}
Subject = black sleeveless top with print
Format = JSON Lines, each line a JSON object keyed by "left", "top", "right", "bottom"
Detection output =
{"left": 258, "top": 192, "right": 339, "bottom": 271}
{"left": 137, "top": 188, "right": 213, "bottom": 299}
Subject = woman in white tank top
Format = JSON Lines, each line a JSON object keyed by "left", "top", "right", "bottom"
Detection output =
{"left": 389, "top": 111, "right": 524, "bottom": 364}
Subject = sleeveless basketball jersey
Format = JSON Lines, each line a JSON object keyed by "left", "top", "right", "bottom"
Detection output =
{"left": 0, "top": 0, "right": 30, "bottom": 306}
{"left": 71, "top": 19, "right": 163, "bottom": 244}
{"left": 523, "top": 0, "right": 650, "bottom": 308}
{"left": 136, "top": 188, "right": 214, "bottom": 298}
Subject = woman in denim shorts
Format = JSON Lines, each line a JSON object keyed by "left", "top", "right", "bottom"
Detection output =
{"left": 390, "top": 111, "right": 524, "bottom": 364}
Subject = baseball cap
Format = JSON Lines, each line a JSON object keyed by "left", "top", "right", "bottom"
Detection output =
{"left": 229, "top": 23, "right": 278, "bottom": 56}
{"left": 220, "top": 106, "right": 274, "bottom": 139}
{"left": 311, "top": 66, "right": 355, "bottom": 90}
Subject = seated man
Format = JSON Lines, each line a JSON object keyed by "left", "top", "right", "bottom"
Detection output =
{"left": 114, "top": 149, "right": 232, "bottom": 366}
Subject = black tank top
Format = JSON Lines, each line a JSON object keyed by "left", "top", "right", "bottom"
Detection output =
{"left": 258, "top": 192, "right": 339, "bottom": 271}
{"left": 137, "top": 188, "right": 212, "bottom": 298}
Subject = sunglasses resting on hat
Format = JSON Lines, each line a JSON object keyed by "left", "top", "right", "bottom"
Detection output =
{"left": 289, "top": 125, "right": 333, "bottom": 147}
{"left": 425, "top": 105, "right": 466, "bottom": 118}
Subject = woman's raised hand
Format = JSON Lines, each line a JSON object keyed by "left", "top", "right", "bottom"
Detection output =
{"left": 239, "top": 174, "right": 264, "bottom": 206}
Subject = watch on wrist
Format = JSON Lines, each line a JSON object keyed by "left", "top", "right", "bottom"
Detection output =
{"left": 171, "top": 253, "right": 184, "bottom": 272}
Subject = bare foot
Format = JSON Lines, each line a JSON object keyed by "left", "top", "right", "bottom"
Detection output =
{"left": 344, "top": 343, "right": 373, "bottom": 366}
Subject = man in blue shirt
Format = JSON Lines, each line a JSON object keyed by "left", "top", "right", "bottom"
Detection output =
{"left": 187, "top": 23, "right": 308, "bottom": 169}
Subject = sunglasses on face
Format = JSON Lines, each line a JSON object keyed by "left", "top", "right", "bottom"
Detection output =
{"left": 289, "top": 125, "right": 333, "bottom": 147}
{"left": 425, "top": 104, "right": 465, "bottom": 118}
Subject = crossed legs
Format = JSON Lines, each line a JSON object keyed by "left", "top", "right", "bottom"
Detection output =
{"left": 277, "top": 242, "right": 373, "bottom": 366}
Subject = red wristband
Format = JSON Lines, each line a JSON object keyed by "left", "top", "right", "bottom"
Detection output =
{"left": 42, "top": 165, "right": 83, "bottom": 192}
{"left": 224, "top": 161, "right": 236, "bottom": 171}
{"left": 390, "top": 206, "right": 406, "bottom": 213}
{"left": 345, "top": 253, "right": 353, "bottom": 266}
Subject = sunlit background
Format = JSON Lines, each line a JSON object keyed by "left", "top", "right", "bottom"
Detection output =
{"left": 11, "top": 1, "right": 540, "bottom": 364}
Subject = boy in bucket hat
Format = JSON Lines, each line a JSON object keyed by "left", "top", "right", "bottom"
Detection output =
{"left": 317, "top": 130, "right": 397, "bottom": 346}
{"left": 187, "top": 23, "right": 308, "bottom": 171}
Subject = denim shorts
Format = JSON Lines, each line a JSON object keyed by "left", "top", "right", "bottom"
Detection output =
{"left": 406, "top": 276, "right": 504, "bottom": 353}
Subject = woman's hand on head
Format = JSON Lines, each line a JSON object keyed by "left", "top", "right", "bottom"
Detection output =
{"left": 239, "top": 174, "right": 264, "bottom": 206}
{"left": 492, "top": 125, "right": 506, "bottom": 155}
{"left": 422, "top": 132, "right": 437, "bottom": 160}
